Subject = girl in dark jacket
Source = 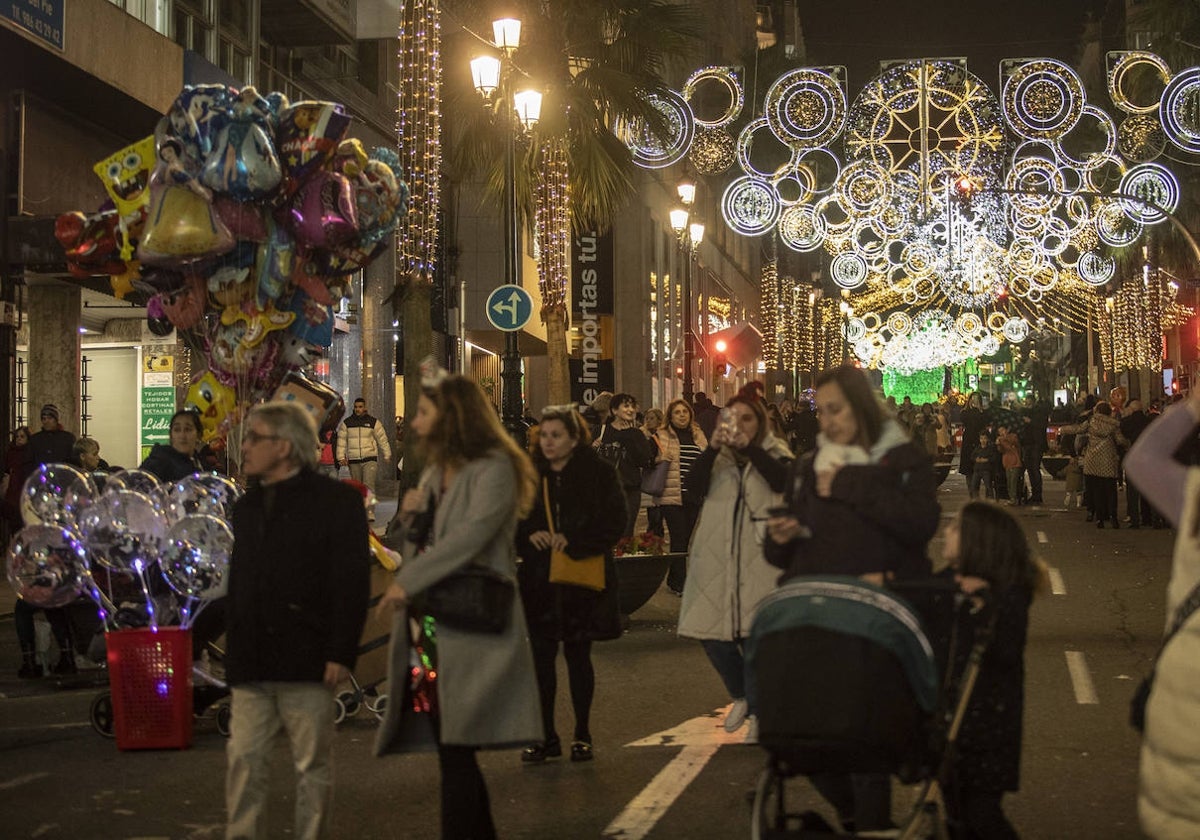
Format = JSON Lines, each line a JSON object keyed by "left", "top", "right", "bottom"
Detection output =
{"left": 941, "top": 501, "right": 1046, "bottom": 840}
{"left": 139, "top": 409, "right": 204, "bottom": 482}
{"left": 766, "top": 365, "right": 940, "bottom": 833}
{"left": 594, "top": 393, "right": 655, "bottom": 537}
{"left": 518, "top": 405, "right": 627, "bottom": 763}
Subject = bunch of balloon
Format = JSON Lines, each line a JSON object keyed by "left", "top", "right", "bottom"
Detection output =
{"left": 6, "top": 463, "right": 239, "bottom": 632}
{"left": 54, "top": 84, "right": 409, "bottom": 453}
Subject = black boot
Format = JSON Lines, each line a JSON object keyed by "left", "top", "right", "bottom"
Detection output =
{"left": 51, "top": 648, "right": 77, "bottom": 676}
{"left": 17, "top": 646, "right": 41, "bottom": 679}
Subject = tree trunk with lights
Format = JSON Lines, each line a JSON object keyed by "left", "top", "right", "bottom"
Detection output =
{"left": 543, "top": 304, "right": 571, "bottom": 404}
{"left": 397, "top": 270, "right": 432, "bottom": 489}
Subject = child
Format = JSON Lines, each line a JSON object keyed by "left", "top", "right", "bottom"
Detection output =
{"left": 941, "top": 501, "right": 1047, "bottom": 840}
{"left": 996, "top": 425, "right": 1024, "bottom": 505}
{"left": 1063, "top": 454, "right": 1083, "bottom": 509}
{"left": 969, "top": 431, "right": 997, "bottom": 500}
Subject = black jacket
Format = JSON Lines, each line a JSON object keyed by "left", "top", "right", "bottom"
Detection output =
{"left": 24, "top": 428, "right": 75, "bottom": 468}
{"left": 596, "top": 423, "right": 655, "bottom": 487}
{"left": 764, "top": 439, "right": 938, "bottom": 581}
{"left": 139, "top": 444, "right": 202, "bottom": 483}
{"left": 517, "top": 447, "right": 626, "bottom": 641}
{"left": 225, "top": 469, "right": 371, "bottom": 684}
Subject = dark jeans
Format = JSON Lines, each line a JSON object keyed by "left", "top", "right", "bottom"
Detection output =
{"left": 968, "top": 468, "right": 993, "bottom": 500}
{"left": 700, "top": 638, "right": 756, "bottom": 714}
{"left": 809, "top": 772, "right": 892, "bottom": 831}
{"left": 947, "top": 789, "right": 1019, "bottom": 840}
{"left": 529, "top": 635, "right": 594, "bottom": 743}
{"left": 622, "top": 485, "right": 641, "bottom": 538}
{"left": 1091, "top": 475, "right": 1119, "bottom": 523}
{"left": 438, "top": 745, "right": 496, "bottom": 840}
{"left": 660, "top": 503, "right": 699, "bottom": 591}
{"left": 13, "top": 600, "right": 73, "bottom": 652}
{"left": 1126, "top": 479, "right": 1151, "bottom": 525}
{"left": 1022, "top": 446, "right": 1044, "bottom": 502}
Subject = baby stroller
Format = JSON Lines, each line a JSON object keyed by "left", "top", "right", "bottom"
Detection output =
{"left": 747, "top": 575, "right": 993, "bottom": 839}
{"left": 333, "top": 551, "right": 396, "bottom": 724}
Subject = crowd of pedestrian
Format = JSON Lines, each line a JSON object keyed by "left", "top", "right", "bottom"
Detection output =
{"left": 6, "top": 369, "right": 1197, "bottom": 840}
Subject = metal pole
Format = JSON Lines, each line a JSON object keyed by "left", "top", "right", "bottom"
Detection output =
{"left": 500, "top": 64, "right": 525, "bottom": 442}
{"left": 682, "top": 236, "right": 695, "bottom": 404}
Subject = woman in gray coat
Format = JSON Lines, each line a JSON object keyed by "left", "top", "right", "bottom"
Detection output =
{"left": 376, "top": 373, "right": 541, "bottom": 839}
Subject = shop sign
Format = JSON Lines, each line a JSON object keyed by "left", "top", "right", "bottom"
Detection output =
{"left": 6, "top": 0, "right": 64, "bottom": 50}
{"left": 141, "top": 356, "right": 175, "bottom": 458}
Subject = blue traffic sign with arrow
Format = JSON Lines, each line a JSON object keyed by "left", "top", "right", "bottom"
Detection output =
{"left": 486, "top": 284, "right": 535, "bottom": 332}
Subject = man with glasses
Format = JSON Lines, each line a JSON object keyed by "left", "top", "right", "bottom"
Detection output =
{"left": 224, "top": 401, "right": 370, "bottom": 840}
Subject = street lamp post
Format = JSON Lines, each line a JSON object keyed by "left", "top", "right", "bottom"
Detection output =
{"left": 670, "top": 184, "right": 704, "bottom": 404}
{"left": 471, "top": 19, "right": 541, "bottom": 441}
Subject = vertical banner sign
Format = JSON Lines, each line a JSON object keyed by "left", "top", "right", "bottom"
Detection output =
{"left": 570, "top": 229, "right": 616, "bottom": 404}
{"left": 141, "top": 353, "right": 175, "bottom": 460}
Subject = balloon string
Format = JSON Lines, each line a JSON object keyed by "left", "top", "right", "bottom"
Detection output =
{"left": 136, "top": 569, "right": 158, "bottom": 630}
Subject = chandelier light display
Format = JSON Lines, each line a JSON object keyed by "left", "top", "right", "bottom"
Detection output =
{"left": 618, "top": 54, "right": 1198, "bottom": 372}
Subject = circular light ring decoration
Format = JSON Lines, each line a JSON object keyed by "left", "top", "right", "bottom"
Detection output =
{"left": 887, "top": 311, "right": 913, "bottom": 336}
{"left": 859, "top": 311, "right": 883, "bottom": 332}
{"left": 1053, "top": 105, "right": 1117, "bottom": 171}
{"left": 796, "top": 148, "right": 843, "bottom": 195}
{"left": 1083, "top": 152, "right": 1126, "bottom": 194}
{"left": 1119, "top": 162, "right": 1179, "bottom": 225}
{"left": 737, "top": 116, "right": 800, "bottom": 180}
{"left": 911, "top": 275, "right": 938, "bottom": 301}
{"left": 844, "top": 316, "right": 867, "bottom": 342}
{"left": 831, "top": 252, "right": 869, "bottom": 289}
{"left": 1039, "top": 217, "right": 1073, "bottom": 257}
{"left": 1160, "top": 68, "right": 1200, "bottom": 154}
{"left": 979, "top": 334, "right": 1001, "bottom": 356}
{"left": 900, "top": 241, "right": 937, "bottom": 278}
{"left": 1026, "top": 287, "right": 1044, "bottom": 303}
{"left": 618, "top": 89, "right": 694, "bottom": 169}
{"left": 777, "top": 204, "right": 827, "bottom": 252}
{"left": 1078, "top": 250, "right": 1116, "bottom": 286}
{"left": 869, "top": 202, "right": 913, "bottom": 240}
{"left": 1117, "top": 114, "right": 1168, "bottom": 162}
{"left": 1002, "top": 59, "right": 1086, "bottom": 140}
{"left": 689, "top": 126, "right": 738, "bottom": 175}
{"left": 851, "top": 220, "right": 887, "bottom": 261}
{"left": 813, "top": 194, "right": 855, "bottom": 236}
{"left": 1096, "top": 201, "right": 1144, "bottom": 247}
{"left": 956, "top": 312, "right": 984, "bottom": 337}
{"left": 1005, "top": 156, "right": 1067, "bottom": 214}
{"left": 682, "top": 66, "right": 744, "bottom": 128}
{"left": 986, "top": 311, "right": 1009, "bottom": 332}
{"left": 772, "top": 164, "right": 815, "bottom": 207}
{"left": 1008, "top": 206, "right": 1051, "bottom": 238}
{"left": 914, "top": 309, "right": 953, "bottom": 332}
{"left": 1007, "top": 237, "right": 1047, "bottom": 274}
{"left": 1109, "top": 51, "right": 1172, "bottom": 115}
{"left": 720, "top": 176, "right": 781, "bottom": 235}
{"left": 1003, "top": 316, "right": 1030, "bottom": 343}
{"left": 764, "top": 67, "right": 847, "bottom": 149}
{"left": 838, "top": 160, "right": 893, "bottom": 215}
{"left": 1028, "top": 263, "right": 1061, "bottom": 292}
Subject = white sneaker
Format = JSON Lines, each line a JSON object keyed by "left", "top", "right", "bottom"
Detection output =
{"left": 724, "top": 698, "right": 749, "bottom": 732}
{"left": 743, "top": 716, "right": 759, "bottom": 744}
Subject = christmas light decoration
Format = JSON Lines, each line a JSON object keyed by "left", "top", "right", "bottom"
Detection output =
{"left": 397, "top": 0, "right": 442, "bottom": 278}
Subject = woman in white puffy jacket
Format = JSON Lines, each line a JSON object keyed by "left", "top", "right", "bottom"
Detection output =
{"left": 1124, "top": 393, "right": 1200, "bottom": 840}
{"left": 677, "top": 389, "right": 791, "bottom": 742}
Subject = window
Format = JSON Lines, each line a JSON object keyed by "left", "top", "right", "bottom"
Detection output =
{"left": 173, "top": 0, "right": 214, "bottom": 56}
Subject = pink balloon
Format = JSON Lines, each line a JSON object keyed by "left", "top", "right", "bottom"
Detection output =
{"left": 286, "top": 170, "right": 358, "bottom": 249}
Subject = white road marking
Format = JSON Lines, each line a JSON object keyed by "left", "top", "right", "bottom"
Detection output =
{"left": 1048, "top": 567, "right": 1066, "bottom": 595}
{"left": 0, "top": 771, "right": 50, "bottom": 790}
{"left": 1037, "top": 530, "right": 1048, "bottom": 544}
{"left": 1065, "top": 650, "right": 1099, "bottom": 704}
{"left": 0, "top": 722, "right": 89, "bottom": 733}
{"left": 604, "top": 707, "right": 745, "bottom": 839}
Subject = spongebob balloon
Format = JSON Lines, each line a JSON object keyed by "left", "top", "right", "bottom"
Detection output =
{"left": 93, "top": 136, "right": 156, "bottom": 260}
{"left": 185, "top": 372, "right": 238, "bottom": 443}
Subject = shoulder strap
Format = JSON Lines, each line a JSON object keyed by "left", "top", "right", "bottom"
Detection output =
{"left": 542, "top": 477, "right": 556, "bottom": 535}
{"left": 1161, "top": 579, "right": 1200, "bottom": 655}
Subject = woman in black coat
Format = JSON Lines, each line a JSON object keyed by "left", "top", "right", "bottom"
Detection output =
{"left": 958, "top": 393, "right": 986, "bottom": 478}
{"left": 517, "top": 405, "right": 627, "bottom": 764}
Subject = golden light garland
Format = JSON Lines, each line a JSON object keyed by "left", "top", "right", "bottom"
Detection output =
{"left": 535, "top": 139, "right": 571, "bottom": 316}
{"left": 397, "top": 0, "right": 442, "bottom": 277}
{"left": 760, "top": 258, "right": 779, "bottom": 367}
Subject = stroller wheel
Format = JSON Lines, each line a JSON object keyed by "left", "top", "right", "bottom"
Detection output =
{"left": 371, "top": 694, "right": 388, "bottom": 719}
{"left": 750, "top": 766, "right": 784, "bottom": 840}
{"left": 90, "top": 692, "right": 115, "bottom": 738}
{"left": 216, "top": 703, "right": 232, "bottom": 738}
{"left": 336, "top": 690, "right": 361, "bottom": 718}
{"left": 333, "top": 696, "right": 347, "bottom": 726}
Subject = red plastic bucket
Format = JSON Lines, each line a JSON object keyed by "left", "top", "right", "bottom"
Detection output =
{"left": 105, "top": 627, "right": 193, "bottom": 750}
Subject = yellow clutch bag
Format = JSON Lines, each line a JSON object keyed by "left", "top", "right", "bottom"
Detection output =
{"left": 543, "top": 478, "right": 605, "bottom": 591}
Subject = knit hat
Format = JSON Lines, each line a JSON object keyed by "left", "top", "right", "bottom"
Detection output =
{"left": 40, "top": 404, "right": 59, "bottom": 420}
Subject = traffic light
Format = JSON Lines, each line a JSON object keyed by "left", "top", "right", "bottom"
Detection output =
{"left": 712, "top": 339, "right": 728, "bottom": 375}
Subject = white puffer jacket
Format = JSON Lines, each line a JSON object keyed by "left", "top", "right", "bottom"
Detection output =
{"left": 1139, "top": 467, "right": 1200, "bottom": 839}
{"left": 678, "top": 434, "right": 790, "bottom": 641}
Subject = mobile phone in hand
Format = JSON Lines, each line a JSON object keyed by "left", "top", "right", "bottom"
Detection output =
{"left": 766, "top": 506, "right": 791, "bottom": 518}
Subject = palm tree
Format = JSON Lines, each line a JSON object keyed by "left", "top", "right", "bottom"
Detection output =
{"left": 444, "top": 0, "right": 702, "bottom": 404}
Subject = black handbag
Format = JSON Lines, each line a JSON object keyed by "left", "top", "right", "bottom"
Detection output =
{"left": 1131, "top": 578, "right": 1200, "bottom": 733}
{"left": 411, "top": 565, "right": 515, "bottom": 634}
